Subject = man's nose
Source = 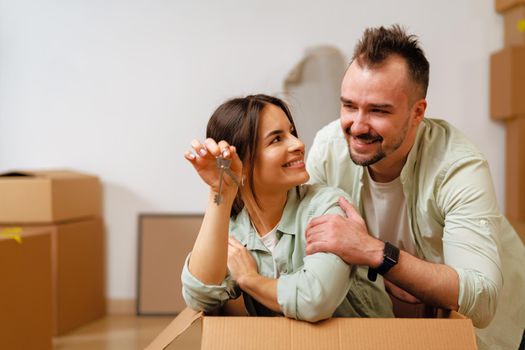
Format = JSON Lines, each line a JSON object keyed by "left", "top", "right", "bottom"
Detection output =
{"left": 346, "top": 110, "right": 370, "bottom": 136}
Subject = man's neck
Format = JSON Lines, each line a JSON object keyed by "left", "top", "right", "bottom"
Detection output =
{"left": 368, "top": 155, "right": 407, "bottom": 183}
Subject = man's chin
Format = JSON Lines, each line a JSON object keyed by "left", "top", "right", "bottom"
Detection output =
{"left": 349, "top": 150, "right": 385, "bottom": 167}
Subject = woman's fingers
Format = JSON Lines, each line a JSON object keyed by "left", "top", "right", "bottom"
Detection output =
{"left": 191, "top": 139, "right": 208, "bottom": 158}
{"left": 183, "top": 151, "right": 196, "bottom": 162}
{"left": 217, "top": 140, "right": 232, "bottom": 158}
{"left": 204, "top": 138, "right": 222, "bottom": 158}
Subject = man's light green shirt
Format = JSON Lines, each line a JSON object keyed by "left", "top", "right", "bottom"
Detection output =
{"left": 306, "top": 118, "right": 525, "bottom": 350}
{"left": 182, "top": 184, "right": 394, "bottom": 322}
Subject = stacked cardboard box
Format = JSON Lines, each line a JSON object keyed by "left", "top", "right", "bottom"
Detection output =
{"left": 0, "top": 228, "right": 53, "bottom": 350}
{"left": 0, "top": 170, "right": 106, "bottom": 336}
{"left": 492, "top": 1, "right": 525, "bottom": 235}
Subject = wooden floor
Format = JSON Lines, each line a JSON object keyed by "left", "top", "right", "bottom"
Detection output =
{"left": 53, "top": 315, "right": 178, "bottom": 350}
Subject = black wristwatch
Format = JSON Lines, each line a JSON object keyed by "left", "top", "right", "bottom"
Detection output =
{"left": 367, "top": 241, "right": 400, "bottom": 282}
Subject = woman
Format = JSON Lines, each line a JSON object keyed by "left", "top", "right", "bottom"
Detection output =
{"left": 182, "top": 94, "right": 393, "bottom": 321}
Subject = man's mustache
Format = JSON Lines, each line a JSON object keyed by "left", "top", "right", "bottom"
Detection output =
{"left": 345, "top": 128, "right": 383, "bottom": 143}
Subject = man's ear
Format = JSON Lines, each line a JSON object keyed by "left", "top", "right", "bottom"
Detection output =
{"left": 411, "top": 98, "right": 427, "bottom": 124}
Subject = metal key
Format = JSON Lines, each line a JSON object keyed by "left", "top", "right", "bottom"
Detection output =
{"left": 213, "top": 157, "right": 230, "bottom": 205}
{"left": 223, "top": 165, "right": 240, "bottom": 187}
{"left": 213, "top": 157, "right": 229, "bottom": 205}
{"left": 213, "top": 157, "right": 242, "bottom": 205}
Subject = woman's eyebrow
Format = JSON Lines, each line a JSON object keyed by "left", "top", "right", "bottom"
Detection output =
{"left": 264, "top": 129, "right": 283, "bottom": 139}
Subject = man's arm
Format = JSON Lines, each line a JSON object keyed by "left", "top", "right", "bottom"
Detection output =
{"left": 305, "top": 197, "right": 460, "bottom": 310}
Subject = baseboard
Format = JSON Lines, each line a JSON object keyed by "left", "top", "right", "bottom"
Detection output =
{"left": 107, "top": 298, "right": 136, "bottom": 315}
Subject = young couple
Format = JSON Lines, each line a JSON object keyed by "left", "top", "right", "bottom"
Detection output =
{"left": 181, "top": 94, "right": 393, "bottom": 320}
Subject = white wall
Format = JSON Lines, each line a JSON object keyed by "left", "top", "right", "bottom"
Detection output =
{"left": 0, "top": 0, "right": 504, "bottom": 299}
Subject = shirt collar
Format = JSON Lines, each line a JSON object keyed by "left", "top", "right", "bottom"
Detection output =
{"left": 400, "top": 120, "right": 426, "bottom": 185}
{"left": 234, "top": 188, "right": 300, "bottom": 250}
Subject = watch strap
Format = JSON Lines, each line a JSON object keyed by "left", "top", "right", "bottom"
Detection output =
{"left": 367, "top": 241, "right": 400, "bottom": 282}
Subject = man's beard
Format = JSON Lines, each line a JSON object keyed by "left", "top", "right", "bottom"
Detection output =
{"left": 348, "top": 133, "right": 386, "bottom": 166}
{"left": 346, "top": 119, "right": 409, "bottom": 167}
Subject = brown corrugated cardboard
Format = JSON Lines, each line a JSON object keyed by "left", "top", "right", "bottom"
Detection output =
{"left": 137, "top": 214, "right": 203, "bottom": 315}
{"left": 0, "top": 228, "right": 53, "bottom": 350}
{"left": 146, "top": 308, "right": 477, "bottom": 350}
{"left": 505, "top": 117, "right": 525, "bottom": 220}
{"left": 503, "top": 5, "right": 525, "bottom": 46}
{"left": 490, "top": 46, "right": 525, "bottom": 120}
{"left": 0, "top": 170, "right": 101, "bottom": 223}
{"left": 496, "top": 0, "right": 525, "bottom": 12}
{"left": 1, "top": 218, "right": 106, "bottom": 335}
{"left": 510, "top": 220, "right": 525, "bottom": 244}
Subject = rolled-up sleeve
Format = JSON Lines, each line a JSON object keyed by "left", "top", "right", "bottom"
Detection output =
{"left": 439, "top": 158, "right": 504, "bottom": 328}
{"left": 277, "top": 252, "right": 352, "bottom": 322}
{"left": 181, "top": 253, "right": 240, "bottom": 312}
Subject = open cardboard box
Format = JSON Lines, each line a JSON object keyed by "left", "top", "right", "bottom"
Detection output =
{"left": 146, "top": 307, "right": 477, "bottom": 350}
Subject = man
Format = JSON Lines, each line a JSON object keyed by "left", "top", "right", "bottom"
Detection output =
{"left": 305, "top": 25, "right": 525, "bottom": 350}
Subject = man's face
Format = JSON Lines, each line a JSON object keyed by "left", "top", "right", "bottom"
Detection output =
{"left": 340, "top": 55, "right": 422, "bottom": 169}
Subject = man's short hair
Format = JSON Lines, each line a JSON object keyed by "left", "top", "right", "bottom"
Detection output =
{"left": 352, "top": 24, "right": 430, "bottom": 99}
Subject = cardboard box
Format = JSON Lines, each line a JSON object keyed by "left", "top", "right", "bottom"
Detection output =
{"left": 505, "top": 117, "right": 525, "bottom": 220}
{"left": 490, "top": 46, "right": 525, "bottom": 120}
{"left": 137, "top": 214, "right": 202, "bottom": 315}
{"left": 496, "top": 0, "right": 525, "bottom": 12}
{"left": 1, "top": 218, "right": 106, "bottom": 335}
{"left": 510, "top": 220, "right": 525, "bottom": 244}
{"left": 0, "top": 170, "right": 101, "bottom": 224}
{"left": 145, "top": 308, "right": 477, "bottom": 350}
{"left": 503, "top": 4, "right": 525, "bottom": 46}
{"left": 0, "top": 227, "right": 53, "bottom": 350}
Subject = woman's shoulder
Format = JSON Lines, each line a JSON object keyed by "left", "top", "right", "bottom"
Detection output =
{"left": 299, "top": 183, "right": 351, "bottom": 202}
{"left": 295, "top": 183, "right": 353, "bottom": 216}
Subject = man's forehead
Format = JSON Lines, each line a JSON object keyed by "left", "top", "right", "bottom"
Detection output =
{"left": 341, "top": 57, "right": 411, "bottom": 104}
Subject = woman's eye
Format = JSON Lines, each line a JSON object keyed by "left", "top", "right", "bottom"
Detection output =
{"left": 271, "top": 136, "right": 281, "bottom": 144}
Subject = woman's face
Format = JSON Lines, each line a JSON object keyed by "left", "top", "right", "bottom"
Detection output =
{"left": 251, "top": 104, "right": 309, "bottom": 195}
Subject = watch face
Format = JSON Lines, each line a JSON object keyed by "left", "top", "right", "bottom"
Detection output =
{"left": 378, "top": 242, "right": 400, "bottom": 275}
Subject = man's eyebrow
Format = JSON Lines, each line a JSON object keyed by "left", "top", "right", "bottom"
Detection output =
{"left": 340, "top": 97, "right": 354, "bottom": 105}
{"left": 340, "top": 97, "right": 393, "bottom": 109}
{"left": 370, "top": 103, "right": 394, "bottom": 109}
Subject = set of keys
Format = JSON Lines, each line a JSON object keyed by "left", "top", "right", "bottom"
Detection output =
{"left": 214, "top": 156, "right": 241, "bottom": 205}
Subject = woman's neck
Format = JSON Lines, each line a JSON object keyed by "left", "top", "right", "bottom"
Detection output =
{"left": 242, "top": 188, "right": 288, "bottom": 236}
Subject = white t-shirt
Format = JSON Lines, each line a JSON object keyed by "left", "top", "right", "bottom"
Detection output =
{"left": 257, "top": 224, "right": 280, "bottom": 277}
{"left": 362, "top": 167, "right": 417, "bottom": 256}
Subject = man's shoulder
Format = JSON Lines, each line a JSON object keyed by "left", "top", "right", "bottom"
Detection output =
{"left": 420, "top": 118, "right": 486, "bottom": 162}
{"left": 313, "top": 119, "right": 345, "bottom": 142}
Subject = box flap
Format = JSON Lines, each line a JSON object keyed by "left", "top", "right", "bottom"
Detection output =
{"left": 202, "top": 316, "right": 291, "bottom": 350}
{"left": 145, "top": 307, "right": 203, "bottom": 350}
{"left": 199, "top": 316, "right": 477, "bottom": 350}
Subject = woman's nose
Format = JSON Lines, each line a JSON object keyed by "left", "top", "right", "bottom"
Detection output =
{"left": 288, "top": 135, "right": 305, "bottom": 154}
